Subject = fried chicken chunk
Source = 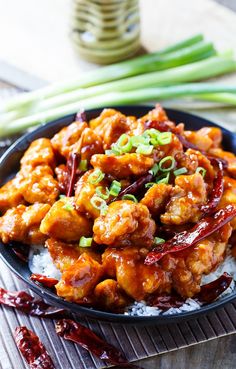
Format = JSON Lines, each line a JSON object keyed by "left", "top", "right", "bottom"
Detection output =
{"left": 209, "top": 148, "right": 236, "bottom": 177}
{"left": 51, "top": 120, "right": 88, "bottom": 159}
{"left": 91, "top": 153, "right": 154, "bottom": 179}
{"left": 161, "top": 173, "right": 207, "bottom": 225}
{"left": 197, "top": 127, "right": 222, "bottom": 148}
{"left": 0, "top": 203, "right": 50, "bottom": 244}
{"left": 94, "top": 279, "right": 130, "bottom": 311}
{"left": 102, "top": 247, "right": 171, "bottom": 300}
{"left": 75, "top": 170, "right": 110, "bottom": 219}
{"left": 89, "top": 108, "right": 136, "bottom": 150}
{"left": 183, "top": 128, "right": 215, "bottom": 152}
{"left": 20, "top": 138, "right": 55, "bottom": 169}
{"left": 56, "top": 253, "right": 103, "bottom": 302}
{"left": 0, "top": 177, "right": 25, "bottom": 214}
{"left": 93, "top": 200, "right": 156, "bottom": 247}
{"left": 185, "top": 149, "right": 215, "bottom": 182}
{"left": 72, "top": 127, "right": 104, "bottom": 162}
{"left": 19, "top": 165, "right": 59, "bottom": 205}
{"left": 40, "top": 198, "right": 92, "bottom": 242}
{"left": 161, "top": 223, "right": 232, "bottom": 297}
{"left": 219, "top": 177, "right": 236, "bottom": 230}
{"left": 46, "top": 238, "right": 101, "bottom": 272}
{"left": 141, "top": 183, "right": 172, "bottom": 217}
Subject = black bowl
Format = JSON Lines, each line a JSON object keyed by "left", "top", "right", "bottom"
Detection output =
{"left": 0, "top": 105, "right": 236, "bottom": 324}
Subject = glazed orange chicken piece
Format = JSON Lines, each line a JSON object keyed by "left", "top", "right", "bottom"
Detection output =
{"left": 161, "top": 223, "right": 232, "bottom": 297}
{"left": 56, "top": 253, "right": 103, "bottom": 302}
{"left": 19, "top": 165, "right": 59, "bottom": 205}
{"left": 131, "top": 104, "right": 184, "bottom": 136}
{"left": 219, "top": 177, "right": 236, "bottom": 230}
{"left": 155, "top": 134, "right": 183, "bottom": 159}
{"left": 51, "top": 120, "right": 88, "bottom": 159}
{"left": 46, "top": 238, "right": 101, "bottom": 272}
{"left": 141, "top": 183, "right": 172, "bottom": 217}
{"left": 20, "top": 138, "right": 55, "bottom": 169}
{"left": 174, "top": 151, "right": 199, "bottom": 175}
{"left": 75, "top": 170, "right": 111, "bottom": 219}
{"left": 40, "top": 198, "right": 92, "bottom": 242}
{"left": 102, "top": 247, "right": 171, "bottom": 300}
{"left": 0, "top": 203, "right": 50, "bottom": 244}
{"left": 89, "top": 109, "right": 136, "bottom": 150}
{"left": 185, "top": 149, "right": 215, "bottom": 182}
{"left": 72, "top": 127, "right": 104, "bottom": 162}
{"left": 91, "top": 153, "right": 154, "bottom": 179}
{"left": 209, "top": 148, "right": 236, "bottom": 177}
{"left": 183, "top": 129, "right": 214, "bottom": 152}
{"left": 93, "top": 200, "right": 156, "bottom": 247}
{"left": 0, "top": 177, "right": 25, "bottom": 214}
{"left": 94, "top": 279, "right": 131, "bottom": 311}
{"left": 197, "top": 127, "right": 222, "bottom": 148}
{"left": 161, "top": 173, "right": 207, "bottom": 225}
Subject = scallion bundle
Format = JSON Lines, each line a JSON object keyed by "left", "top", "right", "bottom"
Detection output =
{"left": 1, "top": 33, "right": 236, "bottom": 137}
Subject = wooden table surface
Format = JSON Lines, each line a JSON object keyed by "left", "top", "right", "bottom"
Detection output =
{"left": 0, "top": 0, "right": 236, "bottom": 368}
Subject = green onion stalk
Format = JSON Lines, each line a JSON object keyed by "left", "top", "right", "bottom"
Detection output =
{"left": 0, "top": 53, "right": 234, "bottom": 129}
{"left": 2, "top": 83, "right": 236, "bottom": 138}
{"left": 0, "top": 34, "right": 207, "bottom": 114}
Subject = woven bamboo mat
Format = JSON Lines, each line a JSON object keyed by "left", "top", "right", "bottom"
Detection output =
{"left": 0, "top": 86, "right": 236, "bottom": 369}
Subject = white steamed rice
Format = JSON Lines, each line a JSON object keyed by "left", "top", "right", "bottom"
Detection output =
{"left": 28, "top": 246, "right": 236, "bottom": 317}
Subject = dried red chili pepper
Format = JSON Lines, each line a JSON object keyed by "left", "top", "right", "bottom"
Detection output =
{"left": 201, "top": 158, "right": 224, "bottom": 216}
{"left": 159, "top": 223, "right": 194, "bottom": 239}
{"left": 111, "top": 173, "right": 154, "bottom": 202}
{"left": 66, "top": 152, "right": 80, "bottom": 197}
{"left": 148, "top": 273, "right": 232, "bottom": 310}
{"left": 145, "top": 205, "right": 236, "bottom": 265}
{"left": 55, "top": 319, "right": 144, "bottom": 369}
{"left": 14, "top": 326, "right": 55, "bottom": 369}
{"left": 144, "top": 120, "right": 173, "bottom": 132}
{"left": 147, "top": 294, "right": 185, "bottom": 310}
{"left": 11, "top": 244, "right": 29, "bottom": 262}
{"left": 197, "top": 273, "right": 233, "bottom": 303}
{"left": 0, "top": 288, "right": 66, "bottom": 318}
{"left": 30, "top": 274, "right": 58, "bottom": 289}
{"left": 76, "top": 110, "right": 87, "bottom": 122}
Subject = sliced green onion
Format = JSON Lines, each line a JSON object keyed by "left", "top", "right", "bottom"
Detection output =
{"left": 136, "top": 144, "right": 154, "bottom": 155}
{"left": 78, "top": 159, "right": 88, "bottom": 171}
{"left": 100, "top": 204, "right": 108, "bottom": 215}
{"left": 105, "top": 149, "right": 116, "bottom": 155}
{"left": 145, "top": 182, "right": 156, "bottom": 189}
{"left": 174, "top": 167, "right": 188, "bottom": 176}
{"left": 196, "top": 166, "right": 207, "bottom": 177}
{"left": 59, "top": 195, "right": 66, "bottom": 199}
{"left": 111, "top": 147, "right": 123, "bottom": 156}
{"left": 109, "top": 180, "right": 121, "bottom": 196}
{"left": 149, "top": 163, "right": 159, "bottom": 176}
{"left": 91, "top": 195, "right": 106, "bottom": 209}
{"left": 143, "top": 129, "right": 160, "bottom": 145}
{"left": 131, "top": 135, "right": 150, "bottom": 147}
{"left": 88, "top": 169, "right": 105, "bottom": 184}
{"left": 95, "top": 186, "right": 110, "bottom": 200}
{"left": 157, "top": 132, "right": 172, "bottom": 146}
{"left": 156, "top": 172, "right": 170, "bottom": 184}
{"left": 62, "top": 203, "right": 74, "bottom": 211}
{"left": 79, "top": 236, "right": 93, "bottom": 247}
{"left": 116, "top": 134, "right": 133, "bottom": 153}
{"left": 154, "top": 237, "right": 166, "bottom": 245}
{"left": 159, "top": 156, "right": 176, "bottom": 172}
{"left": 122, "top": 194, "right": 138, "bottom": 203}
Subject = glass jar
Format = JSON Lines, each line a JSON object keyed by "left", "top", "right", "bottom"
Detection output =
{"left": 71, "top": 0, "right": 141, "bottom": 64}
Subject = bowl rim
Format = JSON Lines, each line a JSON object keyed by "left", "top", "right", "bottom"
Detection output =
{"left": 0, "top": 104, "right": 236, "bottom": 324}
